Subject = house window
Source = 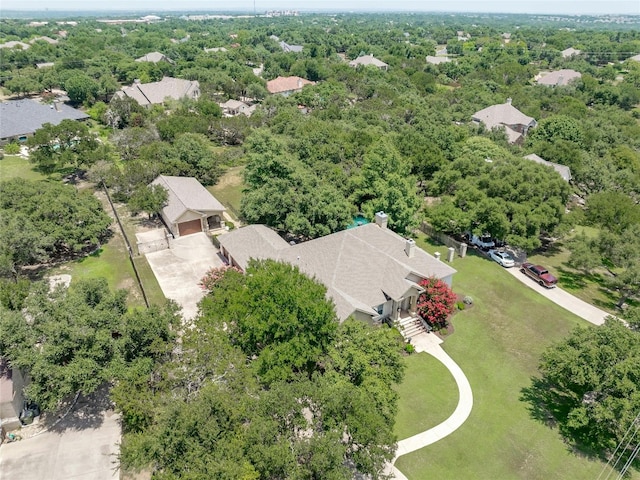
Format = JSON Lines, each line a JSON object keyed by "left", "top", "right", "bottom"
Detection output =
{"left": 376, "top": 304, "right": 384, "bottom": 315}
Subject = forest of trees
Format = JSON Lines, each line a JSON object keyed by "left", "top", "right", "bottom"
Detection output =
{"left": 1, "top": 11, "right": 639, "bottom": 478}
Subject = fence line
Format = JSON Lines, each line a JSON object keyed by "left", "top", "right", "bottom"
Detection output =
{"left": 101, "top": 182, "right": 150, "bottom": 308}
{"left": 419, "top": 222, "right": 466, "bottom": 253}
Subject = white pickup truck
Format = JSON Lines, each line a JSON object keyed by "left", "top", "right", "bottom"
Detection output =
{"left": 470, "top": 234, "right": 495, "bottom": 250}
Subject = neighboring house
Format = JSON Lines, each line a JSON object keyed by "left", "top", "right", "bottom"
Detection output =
{"left": 114, "top": 77, "right": 200, "bottom": 107}
{"left": 436, "top": 46, "right": 448, "bottom": 56}
{"left": 0, "top": 41, "right": 30, "bottom": 50}
{"left": 561, "top": 47, "right": 582, "bottom": 58}
{"left": 35, "top": 62, "right": 55, "bottom": 69}
{"left": 0, "top": 359, "right": 25, "bottom": 431}
{"left": 524, "top": 154, "right": 572, "bottom": 182}
{"left": 30, "top": 36, "right": 58, "bottom": 45}
{"left": 278, "top": 40, "right": 303, "bottom": 53}
{"left": 472, "top": 98, "right": 537, "bottom": 144}
{"left": 266, "top": 76, "right": 315, "bottom": 95}
{"left": 536, "top": 69, "right": 582, "bottom": 87}
{"left": 628, "top": 54, "right": 640, "bottom": 62}
{"left": 349, "top": 54, "right": 389, "bottom": 70}
{"left": 0, "top": 99, "right": 89, "bottom": 145}
{"left": 151, "top": 175, "right": 226, "bottom": 237}
{"left": 426, "top": 55, "right": 451, "bottom": 65}
{"left": 219, "top": 99, "right": 256, "bottom": 117}
{"left": 204, "top": 47, "right": 227, "bottom": 53}
{"left": 219, "top": 213, "right": 456, "bottom": 324}
{"left": 135, "top": 51, "right": 175, "bottom": 64}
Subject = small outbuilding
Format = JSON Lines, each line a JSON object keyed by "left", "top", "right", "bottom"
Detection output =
{"left": 151, "top": 175, "right": 226, "bottom": 237}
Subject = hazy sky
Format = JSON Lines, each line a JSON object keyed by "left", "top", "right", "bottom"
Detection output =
{"left": 2, "top": 0, "right": 639, "bottom": 14}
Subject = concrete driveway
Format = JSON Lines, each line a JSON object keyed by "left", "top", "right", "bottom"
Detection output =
{"left": 145, "top": 232, "right": 223, "bottom": 320}
{"left": 505, "top": 266, "right": 611, "bottom": 325}
{"left": 0, "top": 391, "right": 120, "bottom": 480}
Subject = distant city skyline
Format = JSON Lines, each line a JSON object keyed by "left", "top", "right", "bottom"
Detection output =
{"left": 2, "top": 0, "right": 639, "bottom": 15}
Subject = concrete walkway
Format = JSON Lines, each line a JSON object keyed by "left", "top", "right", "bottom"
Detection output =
{"left": 387, "top": 332, "right": 474, "bottom": 479}
{"left": 505, "top": 267, "right": 611, "bottom": 326}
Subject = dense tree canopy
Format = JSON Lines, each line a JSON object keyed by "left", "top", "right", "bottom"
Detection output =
{"left": 0, "top": 278, "right": 179, "bottom": 410}
{"left": 0, "top": 179, "right": 111, "bottom": 277}
{"left": 530, "top": 320, "right": 640, "bottom": 469}
{"left": 119, "top": 260, "right": 405, "bottom": 478}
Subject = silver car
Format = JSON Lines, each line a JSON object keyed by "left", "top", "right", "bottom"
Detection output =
{"left": 488, "top": 250, "right": 515, "bottom": 268}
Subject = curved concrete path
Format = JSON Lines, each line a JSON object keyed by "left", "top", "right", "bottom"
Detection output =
{"left": 505, "top": 267, "right": 611, "bottom": 326}
{"left": 387, "top": 332, "right": 474, "bottom": 479}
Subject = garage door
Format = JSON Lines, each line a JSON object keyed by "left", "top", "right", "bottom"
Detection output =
{"left": 178, "top": 219, "right": 202, "bottom": 236}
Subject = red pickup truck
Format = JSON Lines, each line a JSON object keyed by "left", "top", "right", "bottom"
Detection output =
{"left": 520, "top": 263, "right": 558, "bottom": 288}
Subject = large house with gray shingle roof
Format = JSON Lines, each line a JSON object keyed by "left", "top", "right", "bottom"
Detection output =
{"left": 135, "top": 51, "right": 175, "bottom": 64}
{"left": 0, "top": 99, "right": 89, "bottom": 145}
{"left": 536, "top": 69, "right": 581, "bottom": 87}
{"left": 151, "top": 175, "right": 226, "bottom": 237}
{"left": 219, "top": 215, "right": 456, "bottom": 324}
{"left": 472, "top": 99, "right": 537, "bottom": 144}
{"left": 349, "top": 54, "right": 388, "bottom": 70}
{"left": 524, "top": 154, "right": 571, "bottom": 182}
{"left": 115, "top": 77, "right": 199, "bottom": 107}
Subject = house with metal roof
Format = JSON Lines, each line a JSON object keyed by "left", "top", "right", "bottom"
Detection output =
{"left": 349, "top": 54, "right": 389, "bottom": 71}
{"left": 0, "top": 99, "right": 89, "bottom": 145}
{"left": 278, "top": 41, "right": 303, "bottom": 53}
{"left": 472, "top": 99, "right": 537, "bottom": 144}
{"left": 524, "top": 154, "right": 572, "bottom": 182}
{"left": 219, "top": 213, "right": 456, "bottom": 324}
{"left": 151, "top": 175, "right": 226, "bottom": 237}
{"left": 536, "top": 69, "right": 582, "bottom": 87}
{"left": 114, "top": 77, "right": 199, "bottom": 107}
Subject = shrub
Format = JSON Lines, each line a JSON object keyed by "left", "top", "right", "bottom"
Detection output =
{"left": 226, "top": 221, "right": 235, "bottom": 231}
{"left": 404, "top": 343, "right": 415, "bottom": 354}
{"left": 199, "top": 265, "right": 241, "bottom": 292}
{"left": 416, "top": 277, "right": 457, "bottom": 329}
{"left": 463, "top": 295, "right": 473, "bottom": 305}
{"left": 456, "top": 301, "right": 465, "bottom": 311}
{"left": 3, "top": 143, "right": 20, "bottom": 155}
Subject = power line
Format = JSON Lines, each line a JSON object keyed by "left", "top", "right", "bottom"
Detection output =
{"left": 597, "top": 411, "right": 640, "bottom": 480}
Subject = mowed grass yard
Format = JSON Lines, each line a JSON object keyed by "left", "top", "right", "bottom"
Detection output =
{"left": 208, "top": 165, "right": 245, "bottom": 221}
{"left": 393, "top": 235, "right": 640, "bottom": 480}
{"left": 0, "top": 154, "right": 47, "bottom": 181}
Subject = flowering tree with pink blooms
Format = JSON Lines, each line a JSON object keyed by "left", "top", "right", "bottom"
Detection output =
{"left": 416, "top": 277, "right": 457, "bottom": 329}
{"left": 199, "top": 265, "right": 241, "bottom": 292}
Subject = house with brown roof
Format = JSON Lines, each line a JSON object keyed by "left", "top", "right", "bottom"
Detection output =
{"left": 472, "top": 99, "right": 537, "bottom": 144}
{"left": 219, "top": 213, "right": 456, "bottom": 325}
{"left": 349, "top": 54, "right": 389, "bottom": 71}
{"left": 135, "top": 51, "right": 175, "bottom": 64}
{"left": 151, "top": 175, "right": 226, "bottom": 237}
{"left": 266, "top": 76, "right": 315, "bottom": 96}
{"left": 114, "top": 77, "right": 200, "bottom": 107}
{"left": 524, "top": 154, "right": 572, "bottom": 182}
{"left": 536, "top": 69, "right": 581, "bottom": 87}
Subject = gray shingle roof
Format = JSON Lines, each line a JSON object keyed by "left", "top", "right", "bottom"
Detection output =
{"left": 473, "top": 102, "right": 536, "bottom": 130}
{"left": 219, "top": 223, "right": 456, "bottom": 320}
{"left": 537, "top": 69, "right": 582, "bottom": 87}
{"left": 0, "top": 99, "right": 88, "bottom": 140}
{"left": 349, "top": 54, "right": 388, "bottom": 69}
{"left": 524, "top": 154, "right": 572, "bottom": 182}
{"left": 135, "top": 51, "right": 174, "bottom": 63}
{"left": 116, "top": 77, "right": 199, "bottom": 106}
{"left": 151, "top": 175, "right": 225, "bottom": 224}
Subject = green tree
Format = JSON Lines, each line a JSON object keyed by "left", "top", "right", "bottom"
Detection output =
{"left": 128, "top": 183, "right": 168, "bottom": 219}
{"left": 530, "top": 320, "right": 640, "bottom": 468}
{"left": 64, "top": 72, "right": 100, "bottom": 105}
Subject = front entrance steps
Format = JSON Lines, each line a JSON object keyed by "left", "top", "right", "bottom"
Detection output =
{"left": 396, "top": 314, "right": 429, "bottom": 340}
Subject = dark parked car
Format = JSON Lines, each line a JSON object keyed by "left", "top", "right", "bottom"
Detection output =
{"left": 520, "top": 263, "right": 558, "bottom": 288}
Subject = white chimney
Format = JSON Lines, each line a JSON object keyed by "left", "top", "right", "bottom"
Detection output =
{"left": 506, "top": 97, "right": 512, "bottom": 105}
{"left": 297, "top": 78, "right": 302, "bottom": 88}
{"left": 434, "top": 252, "right": 441, "bottom": 261}
{"left": 374, "top": 211, "right": 388, "bottom": 229}
{"left": 405, "top": 238, "right": 415, "bottom": 258}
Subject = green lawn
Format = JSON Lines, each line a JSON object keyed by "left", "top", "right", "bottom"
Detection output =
{"left": 0, "top": 154, "right": 47, "bottom": 181}
{"left": 526, "top": 226, "right": 622, "bottom": 314}
{"left": 394, "top": 352, "right": 458, "bottom": 439}
{"left": 393, "top": 234, "right": 639, "bottom": 479}
{"left": 208, "top": 165, "right": 245, "bottom": 221}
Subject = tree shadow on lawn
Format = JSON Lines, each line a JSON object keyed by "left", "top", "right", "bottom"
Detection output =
{"left": 534, "top": 240, "right": 565, "bottom": 257}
